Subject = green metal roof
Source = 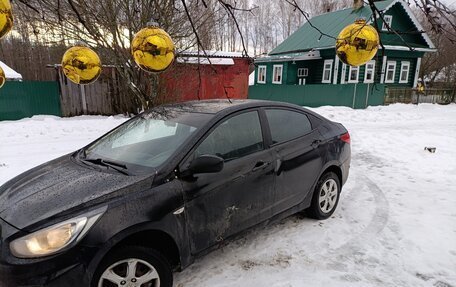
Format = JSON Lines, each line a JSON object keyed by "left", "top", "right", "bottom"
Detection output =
{"left": 270, "top": 0, "right": 414, "bottom": 55}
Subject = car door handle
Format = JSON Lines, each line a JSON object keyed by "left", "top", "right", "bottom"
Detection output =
{"left": 312, "top": 139, "right": 322, "bottom": 147}
{"left": 252, "top": 161, "right": 270, "bottom": 172}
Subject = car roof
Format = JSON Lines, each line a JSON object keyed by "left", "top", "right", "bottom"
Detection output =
{"left": 157, "top": 99, "right": 304, "bottom": 114}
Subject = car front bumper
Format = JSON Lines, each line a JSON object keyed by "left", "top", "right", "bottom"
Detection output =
{"left": 0, "top": 261, "right": 89, "bottom": 287}
{"left": 0, "top": 242, "right": 98, "bottom": 287}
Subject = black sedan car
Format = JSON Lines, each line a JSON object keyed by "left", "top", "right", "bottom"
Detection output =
{"left": 0, "top": 100, "right": 350, "bottom": 287}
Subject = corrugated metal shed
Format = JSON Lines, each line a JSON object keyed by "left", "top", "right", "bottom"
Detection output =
{"left": 177, "top": 57, "right": 235, "bottom": 65}
{"left": 177, "top": 51, "right": 248, "bottom": 65}
{"left": 178, "top": 51, "right": 246, "bottom": 58}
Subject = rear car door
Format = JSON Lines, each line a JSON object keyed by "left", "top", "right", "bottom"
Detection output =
{"left": 179, "top": 110, "right": 276, "bottom": 254}
{"left": 263, "top": 108, "right": 324, "bottom": 215}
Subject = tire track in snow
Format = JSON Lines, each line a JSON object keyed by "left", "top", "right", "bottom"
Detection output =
{"left": 322, "top": 167, "right": 392, "bottom": 285}
{"left": 337, "top": 173, "right": 390, "bottom": 250}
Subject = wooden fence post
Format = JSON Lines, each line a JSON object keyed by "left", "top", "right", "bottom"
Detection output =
{"left": 80, "top": 84, "right": 88, "bottom": 115}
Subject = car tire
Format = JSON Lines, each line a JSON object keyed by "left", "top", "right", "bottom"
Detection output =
{"left": 307, "top": 172, "right": 341, "bottom": 220}
{"left": 92, "top": 246, "right": 173, "bottom": 287}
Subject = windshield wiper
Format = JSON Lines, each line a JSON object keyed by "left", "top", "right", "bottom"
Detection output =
{"left": 82, "top": 158, "right": 130, "bottom": 175}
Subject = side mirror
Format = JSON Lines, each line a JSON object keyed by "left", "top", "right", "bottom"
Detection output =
{"left": 187, "top": 155, "right": 224, "bottom": 175}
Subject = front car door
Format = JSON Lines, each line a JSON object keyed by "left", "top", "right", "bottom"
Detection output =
{"left": 263, "top": 108, "right": 324, "bottom": 215}
{"left": 179, "top": 110, "right": 276, "bottom": 254}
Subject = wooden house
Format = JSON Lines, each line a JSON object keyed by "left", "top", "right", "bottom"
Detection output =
{"left": 249, "top": 0, "right": 436, "bottom": 108}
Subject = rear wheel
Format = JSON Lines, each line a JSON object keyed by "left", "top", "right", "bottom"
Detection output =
{"left": 307, "top": 172, "right": 340, "bottom": 219}
{"left": 93, "top": 246, "right": 173, "bottom": 287}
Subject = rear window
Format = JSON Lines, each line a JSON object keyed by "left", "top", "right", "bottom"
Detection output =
{"left": 265, "top": 109, "right": 312, "bottom": 144}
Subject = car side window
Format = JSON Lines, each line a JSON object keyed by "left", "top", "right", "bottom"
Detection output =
{"left": 195, "top": 111, "right": 264, "bottom": 161}
{"left": 265, "top": 109, "right": 312, "bottom": 144}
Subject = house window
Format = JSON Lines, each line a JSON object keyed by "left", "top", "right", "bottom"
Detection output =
{"left": 385, "top": 61, "right": 396, "bottom": 83}
{"left": 257, "top": 66, "right": 266, "bottom": 84}
{"left": 322, "top": 60, "right": 333, "bottom": 83}
{"left": 348, "top": 66, "right": 360, "bottom": 83}
{"left": 364, "top": 60, "right": 376, "bottom": 83}
{"left": 272, "top": 65, "right": 283, "bottom": 84}
{"left": 297, "top": 68, "right": 308, "bottom": 77}
{"left": 399, "top": 61, "right": 410, "bottom": 83}
{"left": 382, "top": 15, "right": 393, "bottom": 31}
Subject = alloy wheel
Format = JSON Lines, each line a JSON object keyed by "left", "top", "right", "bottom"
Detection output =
{"left": 318, "top": 178, "right": 338, "bottom": 213}
{"left": 98, "top": 258, "right": 160, "bottom": 287}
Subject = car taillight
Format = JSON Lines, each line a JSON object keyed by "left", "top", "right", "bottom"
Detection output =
{"left": 340, "top": 132, "right": 350, "bottom": 144}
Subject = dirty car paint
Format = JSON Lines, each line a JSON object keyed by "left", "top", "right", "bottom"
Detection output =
{"left": 0, "top": 100, "right": 350, "bottom": 287}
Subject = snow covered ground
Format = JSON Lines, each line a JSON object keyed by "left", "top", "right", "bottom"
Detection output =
{"left": 1, "top": 104, "right": 455, "bottom": 287}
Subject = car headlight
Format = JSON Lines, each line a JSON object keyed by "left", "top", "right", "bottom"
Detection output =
{"left": 10, "top": 210, "right": 104, "bottom": 258}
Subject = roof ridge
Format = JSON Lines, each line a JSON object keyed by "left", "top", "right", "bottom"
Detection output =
{"left": 308, "top": 0, "right": 395, "bottom": 21}
{"left": 311, "top": 5, "right": 367, "bottom": 18}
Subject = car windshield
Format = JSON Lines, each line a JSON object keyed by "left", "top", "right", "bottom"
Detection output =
{"left": 80, "top": 108, "right": 211, "bottom": 173}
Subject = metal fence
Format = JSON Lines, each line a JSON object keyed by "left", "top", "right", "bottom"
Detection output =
{"left": 248, "top": 83, "right": 386, "bottom": 109}
{"left": 0, "top": 81, "right": 61, "bottom": 121}
{"left": 385, "top": 88, "right": 456, "bottom": 105}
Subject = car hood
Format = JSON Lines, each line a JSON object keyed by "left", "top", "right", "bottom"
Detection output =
{"left": 0, "top": 155, "right": 153, "bottom": 231}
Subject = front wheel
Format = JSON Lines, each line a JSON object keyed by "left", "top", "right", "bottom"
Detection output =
{"left": 307, "top": 172, "right": 341, "bottom": 219}
{"left": 93, "top": 246, "right": 173, "bottom": 287}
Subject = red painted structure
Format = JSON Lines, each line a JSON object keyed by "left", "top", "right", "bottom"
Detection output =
{"left": 160, "top": 52, "right": 251, "bottom": 102}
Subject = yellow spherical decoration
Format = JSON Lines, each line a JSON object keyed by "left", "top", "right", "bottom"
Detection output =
{"left": 0, "top": 65, "right": 5, "bottom": 88}
{"left": 61, "top": 46, "right": 102, "bottom": 85}
{"left": 336, "top": 19, "right": 379, "bottom": 67}
{"left": 131, "top": 26, "right": 175, "bottom": 73}
{"left": 0, "top": 0, "right": 13, "bottom": 39}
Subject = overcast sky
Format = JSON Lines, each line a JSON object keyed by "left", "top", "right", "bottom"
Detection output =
{"left": 409, "top": 0, "right": 455, "bottom": 8}
{"left": 442, "top": 0, "right": 455, "bottom": 6}
{"left": 433, "top": 0, "right": 455, "bottom": 8}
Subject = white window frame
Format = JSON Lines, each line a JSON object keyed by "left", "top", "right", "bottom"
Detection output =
{"left": 364, "top": 60, "right": 376, "bottom": 83}
{"left": 382, "top": 15, "right": 393, "bottom": 31}
{"left": 399, "top": 61, "right": 410, "bottom": 83}
{"left": 297, "top": 68, "right": 308, "bottom": 77}
{"left": 380, "top": 56, "right": 387, "bottom": 83}
{"left": 322, "top": 60, "right": 333, "bottom": 83}
{"left": 341, "top": 63, "right": 347, "bottom": 84}
{"left": 333, "top": 56, "right": 340, "bottom": 84}
{"left": 413, "top": 58, "right": 422, "bottom": 87}
{"left": 348, "top": 66, "right": 360, "bottom": 83}
{"left": 257, "top": 65, "right": 267, "bottom": 84}
{"left": 272, "top": 64, "right": 283, "bottom": 84}
{"left": 385, "top": 61, "right": 397, "bottom": 83}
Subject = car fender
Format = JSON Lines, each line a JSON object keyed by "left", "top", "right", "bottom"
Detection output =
{"left": 297, "top": 159, "right": 343, "bottom": 211}
{"left": 83, "top": 180, "right": 192, "bottom": 279}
